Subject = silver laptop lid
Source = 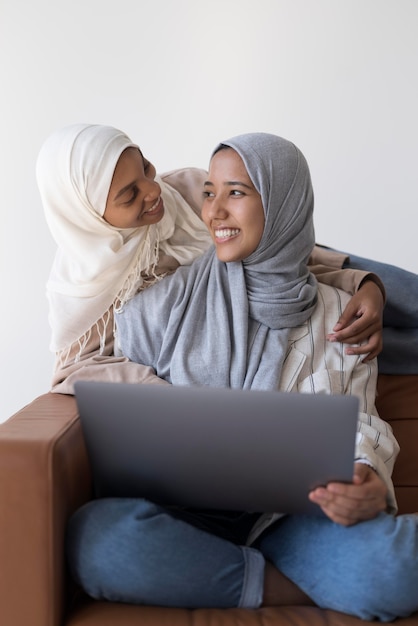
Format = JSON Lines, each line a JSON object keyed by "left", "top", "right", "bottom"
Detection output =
{"left": 75, "top": 381, "right": 358, "bottom": 515}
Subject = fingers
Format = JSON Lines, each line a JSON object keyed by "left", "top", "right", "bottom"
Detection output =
{"left": 308, "top": 488, "right": 365, "bottom": 526}
{"left": 329, "top": 322, "right": 380, "bottom": 345}
{"left": 332, "top": 300, "right": 361, "bottom": 332}
{"left": 332, "top": 305, "right": 381, "bottom": 336}
{"left": 327, "top": 300, "right": 383, "bottom": 358}
{"left": 329, "top": 280, "right": 384, "bottom": 353}
{"left": 309, "top": 488, "right": 386, "bottom": 526}
{"left": 327, "top": 327, "right": 383, "bottom": 359}
{"left": 308, "top": 466, "right": 388, "bottom": 526}
{"left": 344, "top": 331, "right": 383, "bottom": 361}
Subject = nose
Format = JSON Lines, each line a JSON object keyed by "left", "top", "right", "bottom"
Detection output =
{"left": 143, "top": 178, "right": 161, "bottom": 202}
{"left": 204, "top": 193, "right": 228, "bottom": 220}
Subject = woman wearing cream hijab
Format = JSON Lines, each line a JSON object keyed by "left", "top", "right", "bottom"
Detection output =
{"left": 36, "top": 123, "right": 213, "bottom": 392}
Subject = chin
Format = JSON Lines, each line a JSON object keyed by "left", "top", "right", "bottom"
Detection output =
{"left": 140, "top": 212, "right": 165, "bottom": 228}
{"left": 216, "top": 251, "right": 240, "bottom": 263}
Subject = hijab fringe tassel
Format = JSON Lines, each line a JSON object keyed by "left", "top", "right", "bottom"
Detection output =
{"left": 58, "top": 228, "right": 163, "bottom": 366}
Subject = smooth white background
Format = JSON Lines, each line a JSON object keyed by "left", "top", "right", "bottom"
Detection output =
{"left": 1, "top": 0, "right": 417, "bottom": 422}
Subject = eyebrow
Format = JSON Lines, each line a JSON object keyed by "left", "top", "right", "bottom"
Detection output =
{"left": 204, "top": 180, "right": 253, "bottom": 190}
{"left": 114, "top": 181, "right": 136, "bottom": 201}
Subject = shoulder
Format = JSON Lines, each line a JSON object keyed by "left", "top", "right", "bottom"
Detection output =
{"left": 161, "top": 166, "right": 207, "bottom": 183}
{"left": 314, "top": 283, "right": 351, "bottom": 314}
{"left": 310, "top": 283, "right": 351, "bottom": 327}
{"left": 287, "top": 283, "right": 351, "bottom": 347}
{"left": 160, "top": 167, "right": 207, "bottom": 216}
{"left": 309, "top": 244, "right": 348, "bottom": 268}
{"left": 316, "top": 281, "right": 351, "bottom": 303}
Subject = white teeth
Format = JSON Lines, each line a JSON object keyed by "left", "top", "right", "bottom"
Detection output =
{"left": 146, "top": 196, "right": 160, "bottom": 212}
{"left": 215, "top": 228, "right": 240, "bottom": 239}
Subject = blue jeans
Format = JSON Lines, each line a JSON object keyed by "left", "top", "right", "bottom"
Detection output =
{"left": 341, "top": 251, "right": 418, "bottom": 374}
{"left": 66, "top": 498, "right": 418, "bottom": 621}
{"left": 257, "top": 511, "right": 418, "bottom": 621}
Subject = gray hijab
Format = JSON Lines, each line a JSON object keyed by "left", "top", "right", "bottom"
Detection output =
{"left": 117, "top": 133, "right": 318, "bottom": 390}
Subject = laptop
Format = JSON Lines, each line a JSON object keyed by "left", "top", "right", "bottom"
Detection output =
{"left": 74, "top": 381, "right": 359, "bottom": 515}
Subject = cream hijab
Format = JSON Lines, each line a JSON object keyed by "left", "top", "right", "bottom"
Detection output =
{"left": 36, "top": 123, "right": 211, "bottom": 356}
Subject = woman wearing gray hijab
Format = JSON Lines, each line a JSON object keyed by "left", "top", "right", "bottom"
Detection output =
{"left": 116, "top": 132, "right": 318, "bottom": 390}
{"left": 67, "top": 133, "right": 418, "bottom": 621}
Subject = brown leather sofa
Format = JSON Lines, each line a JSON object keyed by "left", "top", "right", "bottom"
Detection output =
{"left": 1, "top": 374, "right": 417, "bottom": 626}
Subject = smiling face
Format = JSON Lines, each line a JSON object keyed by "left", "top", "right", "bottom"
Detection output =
{"left": 103, "top": 147, "right": 164, "bottom": 229}
{"left": 202, "top": 148, "right": 265, "bottom": 262}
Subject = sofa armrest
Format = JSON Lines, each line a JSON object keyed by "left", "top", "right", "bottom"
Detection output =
{"left": 0, "top": 393, "right": 92, "bottom": 626}
{"left": 376, "top": 375, "right": 418, "bottom": 514}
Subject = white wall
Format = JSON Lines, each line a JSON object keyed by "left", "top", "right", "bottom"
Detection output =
{"left": 1, "top": 0, "right": 417, "bottom": 422}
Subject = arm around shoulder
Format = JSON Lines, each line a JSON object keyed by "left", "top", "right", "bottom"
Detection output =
{"left": 50, "top": 312, "right": 170, "bottom": 395}
{"left": 161, "top": 167, "right": 207, "bottom": 218}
